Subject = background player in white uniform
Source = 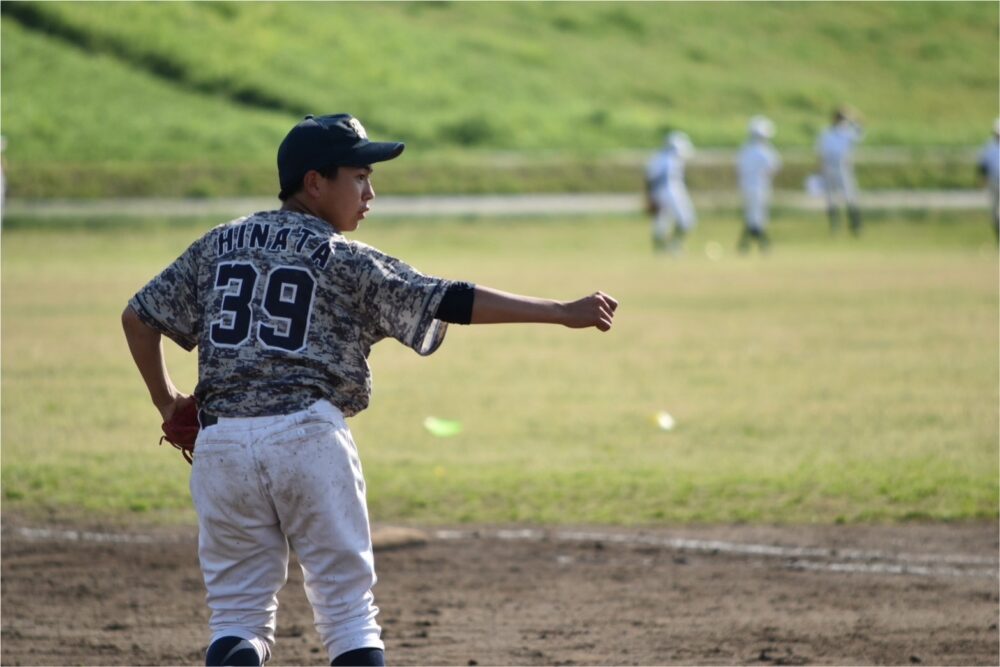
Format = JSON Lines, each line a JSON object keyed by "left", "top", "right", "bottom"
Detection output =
{"left": 816, "top": 107, "right": 864, "bottom": 235}
{"left": 736, "top": 116, "right": 781, "bottom": 253}
{"left": 645, "top": 130, "right": 696, "bottom": 254}
{"left": 122, "top": 114, "right": 618, "bottom": 667}
{"left": 976, "top": 118, "right": 1000, "bottom": 240}
{"left": 0, "top": 135, "right": 7, "bottom": 221}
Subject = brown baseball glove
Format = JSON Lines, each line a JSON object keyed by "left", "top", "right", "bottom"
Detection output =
{"left": 160, "top": 399, "right": 199, "bottom": 464}
{"left": 645, "top": 195, "right": 659, "bottom": 216}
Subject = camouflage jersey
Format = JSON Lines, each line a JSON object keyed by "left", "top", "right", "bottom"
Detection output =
{"left": 129, "top": 210, "right": 466, "bottom": 417}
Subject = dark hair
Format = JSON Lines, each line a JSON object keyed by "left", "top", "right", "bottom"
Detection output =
{"left": 278, "top": 165, "right": 340, "bottom": 202}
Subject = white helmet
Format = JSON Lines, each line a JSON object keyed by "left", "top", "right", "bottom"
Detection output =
{"left": 666, "top": 130, "right": 695, "bottom": 159}
{"left": 748, "top": 115, "right": 775, "bottom": 139}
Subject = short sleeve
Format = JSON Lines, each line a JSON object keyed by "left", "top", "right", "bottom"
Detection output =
{"left": 128, "top": 239, "right": 202, "bottom": 351}
{"left": 351, "top": 244, "right": 452, "bottom": 356}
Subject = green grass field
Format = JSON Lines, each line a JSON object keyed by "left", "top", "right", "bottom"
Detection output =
{"left": 2, "top": 210, "right": 997, "bottom": 526}
{"left": 1, "top": 1, "right": 997, "bottom": 196}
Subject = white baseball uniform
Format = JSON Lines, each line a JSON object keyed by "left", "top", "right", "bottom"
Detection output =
{"left": 738, "top": 139, "right": 781, "bottom": 231}
{"left": 977, "top": 136, "right": 999, "bottom": 227}
{"left": 646, "top": 144, "right": 696, "bottom": 244}
{"left": 129, "top": 210, "right": 463, "bottom": 664}
{"left": 0, "top": 137, "right": 6, "bottom": 221}
{"left": 816, "top": 120, "right": 863, "bottom": 207}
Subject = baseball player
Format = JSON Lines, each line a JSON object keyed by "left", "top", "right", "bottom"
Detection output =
{"left": 121, "top": 113, "right": 617, "bottom": 667}
{"left": 816, "top": 107, "right": 864, "bottom": 235}
{"left": 0, "top": 136, "right": 7, "bottom": 221}
{"left": 976, "top": 118, "right": 1000, "bottom": 240}
{"left": 645, "top": 130, "right": 697, "bottom": 254}
{"left": 736, "top": 116, "right": 781, "bottom": 254}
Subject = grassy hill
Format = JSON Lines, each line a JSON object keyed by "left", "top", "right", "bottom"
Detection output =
{"left": 1, "top": 1, "right": 997, "bottom": 197}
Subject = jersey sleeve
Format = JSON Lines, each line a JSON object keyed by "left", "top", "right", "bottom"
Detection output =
{"left": 128, "top": 239, "right": 202, "bottom": 351}
{"left": 351, "top": 244, "right": 455, "bottom": 356}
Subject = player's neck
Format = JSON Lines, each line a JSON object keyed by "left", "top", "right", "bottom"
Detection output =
{"left": 281, "top": 197, "right": 333, "bottom": 229}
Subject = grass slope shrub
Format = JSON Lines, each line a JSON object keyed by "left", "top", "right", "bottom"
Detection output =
{"left": 1, "top": 1, "right": 996, "bottom": 196}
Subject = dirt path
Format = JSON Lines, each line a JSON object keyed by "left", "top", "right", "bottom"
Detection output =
{"left": 5, "top": 189, "right": 990, "bottom": 221}
{"left": 2, "top": 516, "right": 997, "bottom": 666}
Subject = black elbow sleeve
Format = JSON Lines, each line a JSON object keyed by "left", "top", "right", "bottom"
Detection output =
{"left": 435, "top": 282, "right": 475, "bottom": 324}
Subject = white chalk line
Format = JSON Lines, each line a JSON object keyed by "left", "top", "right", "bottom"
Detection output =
{"left": 433, "top": 528, "right": 998, "bottom": 579}
{"left": 11, "top": 526, "right": 169, "bottom": 544}
{"left": 787, "top": 560, "right": 996, "bottom": 578}
{"left": 9, "top": 525, "right": 996, "bottom": 579}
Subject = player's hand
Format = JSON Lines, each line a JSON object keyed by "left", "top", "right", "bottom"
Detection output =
{"left": 562, "top": 291, "right": 618, "bottom": 332}
{"left": 157, "top": 392, "right": 195, "bottom": 423}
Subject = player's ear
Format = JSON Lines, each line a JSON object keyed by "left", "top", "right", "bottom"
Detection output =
{"left": 302, "top": 169, "right": 324, "bottom": 197}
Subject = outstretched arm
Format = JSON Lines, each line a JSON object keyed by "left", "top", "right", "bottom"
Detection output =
{"left": 121, "top": 306, "right": 192, "bottom": 421}
{"left": 469, "top": 286, "right": 617, "bottom": 331}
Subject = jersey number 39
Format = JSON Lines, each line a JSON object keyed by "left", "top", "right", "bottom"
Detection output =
{"left": 210, "top": 262, "right": 316, "bottom": 352}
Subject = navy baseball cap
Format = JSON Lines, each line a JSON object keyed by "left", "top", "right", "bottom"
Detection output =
{"left": 277, "top": 114, "right": 405, "bottom": 198}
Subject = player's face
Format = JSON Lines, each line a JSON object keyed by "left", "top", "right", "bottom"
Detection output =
{"left": 319, "top": 166, "right": 375, "bottom": 233}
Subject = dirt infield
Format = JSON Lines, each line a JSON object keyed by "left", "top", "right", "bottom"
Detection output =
{"left": 2, "top": 516, "right": 997, "bottom": 666}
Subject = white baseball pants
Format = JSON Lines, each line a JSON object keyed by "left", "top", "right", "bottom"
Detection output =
{"left": 742, "top": 187, "right": 771, "bottom": 231}
{"left": 988, "top": 183, "right": 999, "bottom": 226}
{"left": 822, "top": 162, "right": 859, "bottom": 208}
{"left": 652, "top": 185, "right": 697, "bottom": 240}
{"left": 190, "top": 400, "right": 383, "bottom": 663}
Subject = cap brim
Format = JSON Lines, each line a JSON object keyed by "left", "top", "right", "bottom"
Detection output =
{"left": 342, "top": 141, "right": 405, "bottom": 166}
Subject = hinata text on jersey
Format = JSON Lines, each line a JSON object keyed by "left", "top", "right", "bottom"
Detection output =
{"left": 215, "top": 220, "right": 332, "bottom": 269}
